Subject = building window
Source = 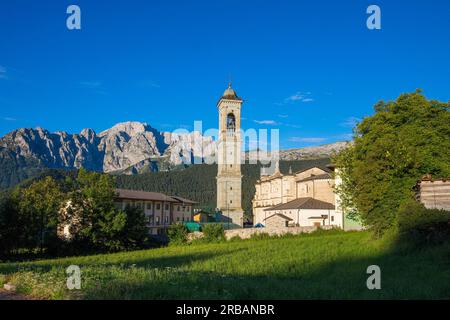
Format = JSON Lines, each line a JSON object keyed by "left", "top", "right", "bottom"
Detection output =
{"left": 331, "top": 216, "right": 334, "bottom": 222}
{"left": 230, "top": 200, "right": 232, "bottom": 204}
{"left": 156, "top": 216, "right": 160, "bottom": 225}
{"left": 165, "top": 203, "right": 169, "bottom": 211}
{"left": 156, "top": 203, "right": 161, "bottom": 210}
{"left": 230, "top": 187, "right": 233, "bottom": 191}
{"left": 177, "top": 205, "right": 180, "bottom": 211}
{"left": 177, "top": 217, "right": 180, "bottom": 222}
{"left": 148, "top": 216, "right": 154, "bottom": 225}
{"left": 165, "top": 216, "right": 169, "bottom": 223}
{"left": 146, "top": 202, "right": 152, "bottom": 210}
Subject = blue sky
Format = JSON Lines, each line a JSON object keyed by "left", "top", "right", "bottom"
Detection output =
{"left": 1, "top": 0, "right": 449, "bottom": 149}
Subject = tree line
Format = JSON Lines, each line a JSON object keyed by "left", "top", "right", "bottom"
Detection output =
{"left": 0, "top": 168, "right": 149, "bottom": 260}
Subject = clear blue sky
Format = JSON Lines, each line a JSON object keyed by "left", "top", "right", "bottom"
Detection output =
{"left": 1, "top": 0, "right": 449, "bottom": 149}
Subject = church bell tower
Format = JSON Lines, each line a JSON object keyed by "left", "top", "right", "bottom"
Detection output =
{"left": 216, "top": 83, "right": 244, "bottom": 227}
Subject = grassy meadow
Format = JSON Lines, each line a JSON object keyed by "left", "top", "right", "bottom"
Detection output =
{"left": 0, "top": 230, "right": 449, "bottom": 300}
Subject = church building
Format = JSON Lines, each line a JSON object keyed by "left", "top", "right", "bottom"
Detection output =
{"left": 252, "top": 163, "right": 361, "bottom": 230}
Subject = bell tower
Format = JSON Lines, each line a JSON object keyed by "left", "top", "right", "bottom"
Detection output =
{"left": 216, "top": 83, "right": 244, "bottom": 227}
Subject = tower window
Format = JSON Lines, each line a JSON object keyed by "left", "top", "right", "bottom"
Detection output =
{"left": 226, "top": 113, "right": 236, "bottom": 131}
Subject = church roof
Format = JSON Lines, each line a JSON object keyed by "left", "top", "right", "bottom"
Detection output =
{"left": 264, "top": 197, "right": 335, "bottom": 211}
{"left": 297, "top": 173, "right": 332, "bottom": 182}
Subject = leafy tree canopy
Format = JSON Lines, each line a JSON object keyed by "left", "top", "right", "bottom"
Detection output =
{"left": 334, "top": 90, "right": 450, "bottom": 235}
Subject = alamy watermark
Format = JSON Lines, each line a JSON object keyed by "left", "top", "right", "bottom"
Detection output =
{"left": 65, "top": 5, "right": 382, "bottom": 32}
{"left": 66, "top": 265, "right": 81, "bottom": 290}
{"left": 168, "top": 121, "right": 280, "bottom": 175}
{"left": 366, "top": 265, "right": 381, "bottom": 290}
{"left": 367, "top": 5, "right": 381, "bottom": 30}
{"left": 66, "top": 5, "right": 81, "bottom": 30}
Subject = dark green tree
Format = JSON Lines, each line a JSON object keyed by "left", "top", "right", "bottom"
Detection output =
{"left": 0, "top": 191, "right": 22, "bottom": 256}
{"left": 68, "top": 168, "right": 147, "bottom": 251}
{"left": 11, "top": 176, "right": 63, "bottom": 253}
{"left": 120, "top": 205, "right": 149, "bottom": 249}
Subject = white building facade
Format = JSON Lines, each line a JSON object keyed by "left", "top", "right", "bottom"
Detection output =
{"left": 253, "top": 165, "right": 344, "bottom": 228}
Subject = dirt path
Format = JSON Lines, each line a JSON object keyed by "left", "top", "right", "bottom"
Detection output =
{"left": 0, "top": 289, "right": 33, "bottom": 300}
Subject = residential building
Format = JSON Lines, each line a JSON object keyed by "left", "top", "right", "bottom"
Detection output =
{"left": 115, "top": 189, "right": 196, "bottom": 235}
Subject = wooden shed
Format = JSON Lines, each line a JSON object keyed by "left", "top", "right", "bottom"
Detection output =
{"left": 415, "top": 175, "right": 450, "bottom": 211}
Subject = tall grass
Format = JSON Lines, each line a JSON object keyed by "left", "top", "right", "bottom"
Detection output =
{"left": 0, "top": 231, "right": 449, "bottom": 299}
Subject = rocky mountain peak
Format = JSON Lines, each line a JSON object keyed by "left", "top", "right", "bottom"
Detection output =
{"left": 98, "top": 121, "right": 151, "bottom": 138}
{"left": 80, "top": 128, "right": 96, "bottom": 143}
{"left": 0, "top": 121, "right": 350, "bottom": 188}
{"left": 0, "top": 122, "right": 217, "bottom": 179}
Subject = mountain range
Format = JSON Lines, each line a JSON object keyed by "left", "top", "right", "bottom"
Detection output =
{"left": 0, "top": 121, "right": 348, "bottom": 188}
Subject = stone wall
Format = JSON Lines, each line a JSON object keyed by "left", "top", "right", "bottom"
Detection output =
{"left": 224, "top": 225, "right": 334, "bottom": 240}
{"left": 265, "top": 215, "right": 289, "bottom": 228}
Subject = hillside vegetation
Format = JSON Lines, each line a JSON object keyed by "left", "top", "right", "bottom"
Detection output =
{"left": 0, "top": 230, "right": 449, "bottom": 299}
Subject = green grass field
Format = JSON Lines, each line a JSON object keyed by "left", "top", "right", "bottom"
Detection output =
{"left": 0, "top": 230, "right": 449, "bottom": 299}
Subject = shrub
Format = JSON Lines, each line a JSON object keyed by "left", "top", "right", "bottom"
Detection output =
{"left": 167, "top": 223, "right": 188, "bottom": 245}
{"left": 309, "top": 227, "right": 344, "bottom": 237}
{"left": 201, "top": 223, "right": 225, "bottom": 242}
{"left": 0, "top": 274, "right": 6, "bottom": 287}
{"left": 249, "top": 232, "right": 272, "bottom": 240}
{"left": 397, "top": 199, "right": 450, "bottom": 246}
